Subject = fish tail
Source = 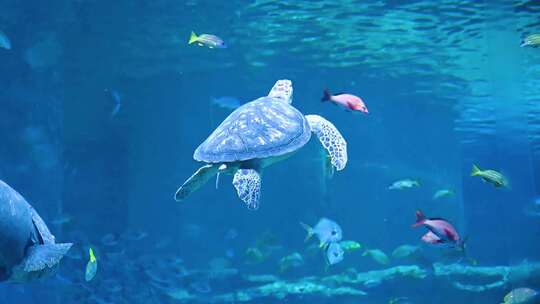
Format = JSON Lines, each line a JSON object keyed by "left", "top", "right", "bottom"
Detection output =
{"left": 412, "top": 210, "right": 425, "bottom": 227}
{"left": 321, "top": 89, "right": 331, "bottom": 102}
{"left": 300, "top": 222, "right": 314, "bottom": 242}
{"left": 89, "top": 248, "right": 96, "bottom": 263}
{"left": 189, "top": 31, "right": 198, "bottom": 44}
{"left": 471, "top": 164, "right": 481, "bottom": 176}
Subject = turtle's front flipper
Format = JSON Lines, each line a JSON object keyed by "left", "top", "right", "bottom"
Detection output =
{"left": 306, "top": 114, "right": 347, "bottom": 171}
{"left": 174, "top": 164, "right": 219, "bottom": 202}
{"left": 267, "top": 79, "right": 293, "bottom": 103}
{"left": 233, "top": 169, "right": 261, "bottom": 210}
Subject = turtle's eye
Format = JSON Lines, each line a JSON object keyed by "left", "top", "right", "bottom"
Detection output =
{"left": 331, "top": 230, "right": 337, "bottom": 235}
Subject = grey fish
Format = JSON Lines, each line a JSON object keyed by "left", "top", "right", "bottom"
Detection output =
{"left": 0, "top": 180, "right": 72, "bottom": 282}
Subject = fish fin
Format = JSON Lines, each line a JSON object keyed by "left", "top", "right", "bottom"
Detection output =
{"left": 215, "top": 172, "right": 220, "bottom": 189}
{"left": 197, "top": 43, "right": 204, "bottom": 47}
{"left": 188, "top": 31, "right": 198, "bottom": 44}
{"left": 89, "top": 248, "right": 96, "bottom": 263}
{"left": 471, "top": 164, "right": 481, "bottom": 176}
{"left": 412, "top": 210, "right": 426, "bottom": 227}
{"left": 361, "top": 250, "right": 368, "bottom": 257}
{"left": 22, "top": 243, "right": 73, "bottom": 272}
{"left": 300, "top": 222, "right": 314, "bottom": 242}
{"left": 321, "top": 89, "right": 331, "bottom": 102}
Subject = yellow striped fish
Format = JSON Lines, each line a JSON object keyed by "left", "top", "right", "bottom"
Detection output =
{"left": 521, "top": 33, "right": 540, "bottom": 48}
{"left": 471, "top": 164, "right": 508, "bottom": 188}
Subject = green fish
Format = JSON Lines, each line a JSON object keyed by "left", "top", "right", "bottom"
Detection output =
{"left": 391, "top": 244, "right": 420, "bottom": 259}
{"left": 471, "top": 164, "right": 508, "bottom": 188}
{"left": 502, "top": 287, "right": 539, "bottom": 304}
{"left": 278, "top": 252, "right": 304, "bottom": 272}
{"left": 339, "top": 240, "right": 362, "bottom": 252}
{"left": 388, "top": 179, "right": 420, "bottom": 190}
{"left": 521, "top": 34, "right": 540, "bottom": 48}
{"left": 85, "top": 247, "right": 98, "bottom": 282}
{"left": 362, "top": 249, "right": 390, "bottom": 265}
{"left": 245, "top": 247, "right": 268, "bottom": 264}
{"left": 432, "top": 189, "right": 455, "bottom": 200}
{"left": 188, "top": 31, "right": 226, "bottom": 49}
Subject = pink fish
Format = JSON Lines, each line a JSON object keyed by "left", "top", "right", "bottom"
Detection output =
{"left": 322, "top": 89, "right": 368, "bottom": 113}
{"left": 413, "top": 210, "right": 464, "bottom": 249}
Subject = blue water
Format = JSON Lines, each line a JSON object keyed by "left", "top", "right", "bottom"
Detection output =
{"left": 1, "top": 0, "right": 540, "bottom": 303}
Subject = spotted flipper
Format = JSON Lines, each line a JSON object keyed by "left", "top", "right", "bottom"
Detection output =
{"left": 267, "top": 79, "right": 293, "bottom": 103}
{"left": 232, "top": 169, "right": 261, "bottom": 210}
{"left": 174, "top": 164, "right": 219, "bottom": 201}
{"left": 21, "top": 243, "right": 73, "bottom": 272}
{"left": 306, "top": 114, "right": 347, "bottom": 171}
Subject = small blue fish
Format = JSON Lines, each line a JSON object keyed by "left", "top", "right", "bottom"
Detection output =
{"left": 301, "top": 218, "right": 343, "bottom": 247}
{"left": 211, "top": 96, "right": 241, "bottom": 110}
{"left": 105, "top": 89, "right": 121, "bottom": 117}
{"left": 224, "top": 228, "right": 239, "bottom": 240}
{"left": 190, "top": 281, "right": 211, "bottom": 293}
{"left": 363, "top": 278, "right": 382, "bottom": 288}
{"left": 100, "top": 233, "right": 119, "bottom": 247}
{"left": 0, "top": 31, "right": 11, "bottom": 50}
{"left": 325, "top": 242, "right": 344, "bottom": 265}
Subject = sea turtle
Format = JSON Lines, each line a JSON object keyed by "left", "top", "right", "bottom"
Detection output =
{"left": 174, "top": 79, "right": 347, "bottom": 210}
{"left": 0, "top": 180, "right": 72, "bottom": 282}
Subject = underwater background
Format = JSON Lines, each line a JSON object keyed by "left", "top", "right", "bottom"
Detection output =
{"left": 1, "top": 0, "right": 540, "bottom": 303}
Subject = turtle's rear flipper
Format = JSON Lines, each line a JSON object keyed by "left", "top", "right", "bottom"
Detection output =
{"left": 233, "top": 169, "right": 261, "bottom": 210}
{"left": 306, "top": 114, "right": 348, "bottom": 171}
{"left": 22, "top": 243, "right": 73, "bottom": 272}
{"left": 175, "top": 164, "right": 218, "bottom": 202}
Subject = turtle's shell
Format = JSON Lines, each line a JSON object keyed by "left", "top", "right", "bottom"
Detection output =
{"left": 194, "top": 97, "right": 311, "bottom": 163}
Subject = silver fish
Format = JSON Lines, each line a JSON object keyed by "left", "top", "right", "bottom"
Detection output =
{"left": 301, "top": 218, "right": 342, "bottom": 247}
{"left": 325, "top": 242, "right": 344, "bottom": 265}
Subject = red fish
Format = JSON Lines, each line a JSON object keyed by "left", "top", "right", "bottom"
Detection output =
{"left": 413, "top": 210, "right": 464, "bottom": 249}
{"left": 322, "top": 89, "right": 368, "bottom": 113}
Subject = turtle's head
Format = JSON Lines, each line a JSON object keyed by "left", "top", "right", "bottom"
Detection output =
{"left": 267, "top": 79, "right": 293, "bottom": 104}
